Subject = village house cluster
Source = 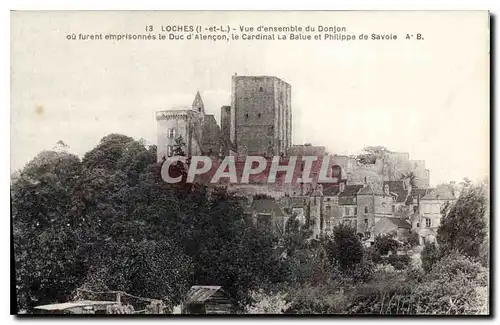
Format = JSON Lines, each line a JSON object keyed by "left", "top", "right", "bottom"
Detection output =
{"left": 155, "top": 74, "right": 457, "bottom": 245}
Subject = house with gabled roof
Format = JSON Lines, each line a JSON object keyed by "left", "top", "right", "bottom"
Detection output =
{"left": 413, "top": 186, "right": 457, "bottom": 244}
{"left": 182, "top": 286, "right": 236, "bottom": 314}
{"left": 244, "top": 198, "right": 288, "bottom": 235}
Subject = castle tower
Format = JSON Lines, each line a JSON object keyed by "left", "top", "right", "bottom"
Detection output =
{"left": 230, "top": 75, "right": 292, "bottom": 156}
{"left": 156, "top": 92, "right": 206, "bottom": 161}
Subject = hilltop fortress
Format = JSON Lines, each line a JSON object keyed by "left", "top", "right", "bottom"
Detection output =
{"left": 156, "top": 74, "right": 451, "bottom": 245}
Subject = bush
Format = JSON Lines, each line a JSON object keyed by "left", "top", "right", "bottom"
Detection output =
{"left": 285, "top": 283, "right": 349, "bottom": 314}
{"left": 246, "top": 289, "right": 291, "bottom": 314}
{"left": 350, "top": 255, "right": 375, "bottom": 282}
{"left": 373, "top": 234, "right": 400, "bottom": 255}
{"left": 429, "top": 251, "right": 485, "bottom": 283}
{"left": 332, "top": 224, "right": 364, "bottom": 272}
{"left": 421, "top": 242, "right": 440, "bottom": 273}
{"left": 407, "top": 231, "right": 420, "bottom": 247}
{"left": 365, "top": 246, "right": 382, "bottom": 264}
{"left": 386, "top": 254, "right": 411, "bottom": 270}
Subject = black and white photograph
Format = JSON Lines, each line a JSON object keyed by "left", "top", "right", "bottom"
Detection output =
{"left": 10, "top": 10, "right": 490, "bottom": 315}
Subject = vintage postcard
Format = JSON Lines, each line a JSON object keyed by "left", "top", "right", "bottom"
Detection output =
{"left": 11, "top": 10, "right": 490, "bottom": 315}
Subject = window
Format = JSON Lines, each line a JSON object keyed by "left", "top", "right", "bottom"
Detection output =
{"left": 245, "top": 113, "right": 249, "bottom": 119}
{"left": 364, "top": 218, "right": 368, "bottom": 225}
{"left": 344, "top": 207, "right": 349, "bottom": 216}
{"left": 258, "top": 113, "right": 261, "bottom": 118}
{"left": 392, "top": 205, "right": 395, "bottom": 213}
{"left": 168, "top": 128, "right": 176, "bottom": 139}
{"left": 259, "top": 86, "right": 263, "bottom": 92}
{"left": 413, "top": 206, "right": 418, "bottom": 213}
{"left": 364, "top": 206, "right": 369, "bottom": 214}
{"left": 325, "top": 220, "right": 331, "bottom": 232}
{"left": 325, "top": 205, "right": 331, "bottom": 213}
{"left": 167, "top": 145, "right": 173, "bottom": 157}
{"left": 425, "top": 218, "right": 431, "bottom": 227}
{"left": 327, "top": 198, "right": 331, "bottom": 201}
{"left": 354, "top": 207, "right": 357, "bottom": 215}
{"left": 364, "top": 231, "right": 371, "bottom": 239}
{"left": 416, "top": 222, "right": 420, "bottom": 227}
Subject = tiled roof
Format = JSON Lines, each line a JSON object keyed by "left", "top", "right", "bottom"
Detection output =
{"left": 383, "top": 181, "right": 411, "bottom": 203}
{"left": 338, "top": 184, "right": 363, "bottom": 197}
{"left": 412, "top": 188, "right": 430, "bottom": 198}
{"left": 358, "top": 184, "right": 375, "bottom": 195}
{"left": 422, "top": 187, "right": 456, "bottom": 200}
{"left": 388, "top": 218, "right": 411, "bottom": 229}
{"left": 323, "top": 184, "right": 340, "bottom": 196}
{"left": 185, "top": 286, "right": 222, "bottom": 303}
{"left": 248, "top": 199, "right": 286, "bottom": 217}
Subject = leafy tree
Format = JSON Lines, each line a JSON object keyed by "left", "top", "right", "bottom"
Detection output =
{"left": 400, "top": 172, "right": 417, "bottom": 189}
{"left": 283, "top": 213, "right": 312, "bottom": 258}
{"left": 407, "top": 231, "right": 420, "bottom": 247}
{"left": 421, "top": 242, "right": 440, "bottom": 273}
{"left": 12, "top": 151, "right": 86, "bottom": 312}
{"left": 356, "top": 146, "right": 391, "bottom": 165}
{"left": 332, "top": 224, "right": 363, "bottom": 271}
{"left": 437, "top": 182, "right": 488, "bottom": 258}
{"left": 373, "top": 234, "right": 400, "bottom": 255}
{"left": 82, "top": 134, "right": 135, "bottom": 170}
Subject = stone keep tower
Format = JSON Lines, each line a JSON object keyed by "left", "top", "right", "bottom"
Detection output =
{"left": 230, "top": 75, "right": 292, "bottom": 156}
{"left": 156, "top": 91, "right": 205, "bottom": 162}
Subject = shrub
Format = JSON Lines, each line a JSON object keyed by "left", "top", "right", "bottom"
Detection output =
{"left": 373, "top": 234, "right": 400, "bottom": 256}
{"left": 285, "top": 283, "right": 349, "bottom": 314}
{"left": 350, "top": 255, "right": 375, "bottom": 282}
{"left": 430, "top": 251, "right": 485, "bottom": 283}
{"left": 332, "top": 224, "right": 363, "bottom": 272}
{"left": 407, "top": 231, "right": 420, "bottom": 247}
{"left": 365, "top": 247, "right": 382, "bottom": 264}
{"left": 437, "top": 182, "right": 488, "bottom": 258}
{"left": 421, "top": 242, "right": 440, "bottom": 273}
{"left": 246, "top": 289, "right": 291, "bottom": 314}
{"left": 386, "top": 254, "right": 411, "bottom": 270}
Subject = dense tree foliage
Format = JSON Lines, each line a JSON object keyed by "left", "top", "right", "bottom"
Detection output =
{"left": 12, "top": 134, "right": 283, "bottom": 312}
{"left": 421, "top": 243, "right": 440, "bottom": 273}
{"left": 331, "top": 224, "right": 363, "bottom": 271}
{"left": 373, "top": 234, "right": 400, "bottom": 256}
{"left": 437, "top": 181, "right": 488, "bottom": 258}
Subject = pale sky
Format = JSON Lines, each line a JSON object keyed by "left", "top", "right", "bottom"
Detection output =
{"left": 11, "top": 11, "right": 490, "bottom": 186}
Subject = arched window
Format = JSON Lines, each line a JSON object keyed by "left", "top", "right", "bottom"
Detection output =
{"left": 364, "top": 206, "right": 369, "bottom": 214}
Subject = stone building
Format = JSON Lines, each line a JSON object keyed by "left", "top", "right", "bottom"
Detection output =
{"left": 322, "top": 185, "right": 342, "bottom": 235}
{"left": 338, "top": 184, "right": 364, "bottom": 230}
{"left": 156, "top": 92, "right": 226, "bottom": 161}
{"left": 413, "top": 187, "right": 456, "bottom": 244}
{"left": 328, "top": 152, "right": 431, "bottom": 189}
{"left": 243, "top": 198, "right": 288, "bottom": 235}
{"left": 227, "top": 74, "right": 292, "bottom": 156}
